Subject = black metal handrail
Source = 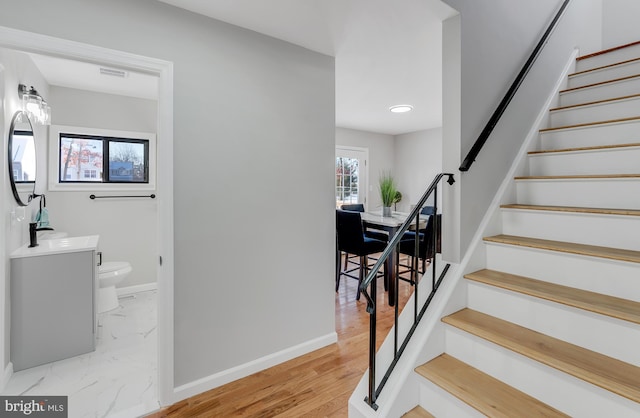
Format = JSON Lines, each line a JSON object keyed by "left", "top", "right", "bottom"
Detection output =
{"left": 359, "top": 173, "right": 455, "bottom": 410}
{"left": 459, "top": 0, "right": 572, "bottom": 172}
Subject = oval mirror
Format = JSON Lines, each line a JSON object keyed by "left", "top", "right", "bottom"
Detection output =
{"left": 8, "top": 111, "right": 36, "bottom": 206}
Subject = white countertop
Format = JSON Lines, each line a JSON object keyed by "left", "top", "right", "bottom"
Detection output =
{"left": 11, "top": 235, "right": 100, "bottom": 258}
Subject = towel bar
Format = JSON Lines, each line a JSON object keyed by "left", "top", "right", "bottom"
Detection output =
{"left": 89, "top": 194, "right": 156, "bottom": 199}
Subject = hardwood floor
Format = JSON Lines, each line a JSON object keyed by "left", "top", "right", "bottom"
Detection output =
{"left": 148, "top": 260, "right": 415, "bottom": 417}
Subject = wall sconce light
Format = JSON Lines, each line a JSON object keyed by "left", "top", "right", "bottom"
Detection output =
{"left": 18, "top": 84, "right": 51, "bottom": 125}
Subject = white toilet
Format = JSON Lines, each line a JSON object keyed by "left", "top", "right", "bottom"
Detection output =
{"left": 98, "top": 261, "right": 132, "bottom": 313}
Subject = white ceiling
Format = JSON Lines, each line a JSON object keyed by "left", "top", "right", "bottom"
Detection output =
{"left": 28, "top": 54, "right": 159, "bottom": 100}
{"left": 30, "top": 0, "right": 457, "bottom": 136}
{"left": 158, "top": 0, "right": 457, "bottom": 135}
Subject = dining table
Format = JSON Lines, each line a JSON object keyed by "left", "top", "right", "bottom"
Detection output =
{"left": 360, "top": 211, "right": 426, "bottom": 306}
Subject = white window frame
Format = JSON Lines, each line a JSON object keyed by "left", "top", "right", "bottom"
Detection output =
{"left": 49, "top": 125, "right": 156, "bottom": 192}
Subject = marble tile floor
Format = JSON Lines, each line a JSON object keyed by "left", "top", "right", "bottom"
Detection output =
{"left": 2, "top": 290, "right": 158, "bottom": 418}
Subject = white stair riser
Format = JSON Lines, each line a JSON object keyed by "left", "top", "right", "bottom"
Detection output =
{"left": 417, "top": 379, "right": 485, "bottom": 418}
{"left": 550, "top": 96, "right": 640, "bottom": 127}
{"left": 576, "top": 44, "right": 640, "bottom": 72}
{"left": 559, "top": 77, "right": 640, "bottom": 107}
{"left": 445, "top": 327, "right": 640, "bottom": 417}
{"left": 515, "top": 178, "right": 640, "bottom": 209}
{"left": 529, "top": 147, "right": 640, "bottom": 176}
{"left": 501, "top": 209, "right": 640, "bottom": 251}
{"left": 485, "top": 243, "right": 640, "bottom": 302}
{"left": 540, "top": 120, "right": 640, "bottom": 149}
{"left": 569, "top": 59, "right": 640, "bottom": 88}
{"left": 467, "top": 282, "right": 640, "bottom": 366}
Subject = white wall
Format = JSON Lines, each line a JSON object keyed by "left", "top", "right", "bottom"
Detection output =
{"left": 393, "top": 128, "right": 442, "bottom": 213}
{"left": 442, "top": 0, "right": 602, "bottom": 258}
{"left": 335, "top": 127, "right": 394, "bottom": 211}
{"left": 1, "top": 48, "right": 50, "bottom": 375}
{"left": 0, "top": 0, "right": 335, "bottom": 394}
{"left": 46, "top": 86, "right": 158, "bottom": 288}
{"left": 602, "top": 0, "right": 640, "bottom": 48}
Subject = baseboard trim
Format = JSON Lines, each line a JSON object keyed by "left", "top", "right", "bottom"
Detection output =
{"left": 172, "top": 332, "right": 338, "bottom": 403}
{"left": 117, "top": 282, "right": 157, "bottom": 297}
{"left": 2, "top": 362, "right": 13, "bottom": 392}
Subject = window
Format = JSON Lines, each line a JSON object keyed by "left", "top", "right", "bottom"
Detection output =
{"left": 335, "top": 157, "right": 359, "bottom": 208}
{"left": 59, "top": 133, "right": 149, "bottom": 183}
{"left": 335, "top": 146, "right": 368, "bottom": 209}
{"left": 83, "top": 169, "right": 98, "bottom": 179}
{"left": 49, "top": 125, "right": 156, "bottom": 191}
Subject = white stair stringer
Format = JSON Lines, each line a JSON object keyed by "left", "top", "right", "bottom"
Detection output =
{"left": 466, "top": 280, "right": 640, "bottom": 367}
{"left": 569, "top": 57, "right": 640, "bottom": 88}
{"left": 549, "top": 95, "right": 640, "bottom": 126}
{"left": 528, "top": 144, "right": 640, "bottom": 176}
{"left": 444, "top": 326, "right": 640, "bottom": 418}
{"left": 539, "top": 118, "right": 640, "bottom": 149}
{"left": 575, "top": 42, "right": 640, "bottom": 72}
{"left": 500, "top": 208, "right": 640, "bottom": 251}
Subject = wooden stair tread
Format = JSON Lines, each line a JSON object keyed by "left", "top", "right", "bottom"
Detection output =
{"left": 514, "top": 174, "right": 640, "bottom": 180}
{"left": 500, "top": 204, "right": 640, "bottom": 217}
{"left": 577, "top": 41, "right": 640, "bottom": 61}
{"left": 570, "top": 56, "right": 640, "bottom": 77}
{"left": 416, "top": 353, "right": 568, "bottom": 418}
{"left": 402, "top": 405, "right": 435, "bottom": 418}
{"left": 550, "top": 93, "right": 640, "bottom": 112}
{"left": 539, "top": 115, "right": 640, "bottom": 132}
{"left": 483, "top": 234, "right": 640, "bottom": 264}
{"left": 529, "top": 143, "right": 640, "bottom": 155}
{"left": 442, "top": 309, "right": 640, "bottom": 403}
{"left": 465, "top": 269, "right": 640, "bottom": 324}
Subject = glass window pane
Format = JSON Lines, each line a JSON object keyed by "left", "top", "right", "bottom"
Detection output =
{"left": 59, "top": 136, "right": 103, "bottom": 182}
{"left": 335, "top": 157, "right": 359, "bottom": 208}
{"left": 108, "top": 141, "right": 146, "bottom": 182}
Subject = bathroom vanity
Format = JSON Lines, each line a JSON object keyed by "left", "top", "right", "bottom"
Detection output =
{"left": 10, "top": 235, "right": 99, "bottom": 371}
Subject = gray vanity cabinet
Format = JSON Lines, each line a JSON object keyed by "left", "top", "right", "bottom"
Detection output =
{"left": 10, "top": 249, "right": 97, "bottom": 371}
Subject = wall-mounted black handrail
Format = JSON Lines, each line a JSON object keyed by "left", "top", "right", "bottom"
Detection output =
{"left": 459, "top": 0, "right": 572, "bottom": 172}
{"left": 90, "top": 194, "right": 156, "bottom": 199}
{"left": 358, "top": 173, "right": 454, "bottom": 410}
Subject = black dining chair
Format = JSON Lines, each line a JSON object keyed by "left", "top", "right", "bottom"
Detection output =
{"left": 401, "top": 206, "right": 435, "bottom": 241}
{"left": 340, "top": 204, "right": 388, "bottom": 240}
{"left": 397, "top": 214, "right": 441, "bottom": 285}
{"left": 339, "top": 203, "right": 388, "bottom": 270}
{"left": 336, "top": 210, "right": 387, "bottom": 300}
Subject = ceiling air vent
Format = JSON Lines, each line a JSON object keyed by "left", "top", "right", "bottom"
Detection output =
{"left": 99, "top": 67, "right": 128, "bottom": 78}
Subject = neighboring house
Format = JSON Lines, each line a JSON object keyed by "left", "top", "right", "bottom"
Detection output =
{"left": 0, "top": 0, "right": 639, "bottom": 414}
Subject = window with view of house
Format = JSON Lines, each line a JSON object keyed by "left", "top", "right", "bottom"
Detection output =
{"left": 49, "top": 125, "right": 156, "bottom": 191}
{"left": 59, "top": 133, "right": 149, "bottom": 183}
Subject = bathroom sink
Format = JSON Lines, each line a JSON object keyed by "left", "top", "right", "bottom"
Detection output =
{"left": 11, "top": 235, "right": 99, "bottom": 258}
{"left": 37, "top": 231, "right": 69, "bottom": 240}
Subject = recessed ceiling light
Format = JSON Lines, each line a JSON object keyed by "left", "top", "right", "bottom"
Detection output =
{"left": 389, "top": 104, "right": 413, "bottom": 113}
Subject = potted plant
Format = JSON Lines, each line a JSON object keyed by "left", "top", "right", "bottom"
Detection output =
{"left": 393, "top": 190, "right": 402, "bottom": 211}
{"left": 379, "top": 172, "right": 397, "bottom": 217}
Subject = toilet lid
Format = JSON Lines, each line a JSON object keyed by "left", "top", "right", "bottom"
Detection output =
{"left": 99, "top": 261, "right": 131, "bottom": 273}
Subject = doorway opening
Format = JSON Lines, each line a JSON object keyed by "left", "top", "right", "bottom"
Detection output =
{"left": 335, "top": 146, "right": 368, "bottom": 210}
{"left": 0, "top": 26, "right": 174, "bottom": 414}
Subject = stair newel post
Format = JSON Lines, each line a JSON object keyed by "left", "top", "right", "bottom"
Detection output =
{"left": 414, "top": 213, "right": 420, "bottom": 324}
{"left": 432, "top": 185, "right": 438, "bottom": 291}
{"left": 394, "top": 239, "right": 400, "bottom": 355}
{"left": 364, "top": 281, "right": 378, "bottom": 410}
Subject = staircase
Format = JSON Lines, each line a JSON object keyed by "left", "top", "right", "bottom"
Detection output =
{"left": 407, "top": 42, "right": 640, "bottom": 417}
